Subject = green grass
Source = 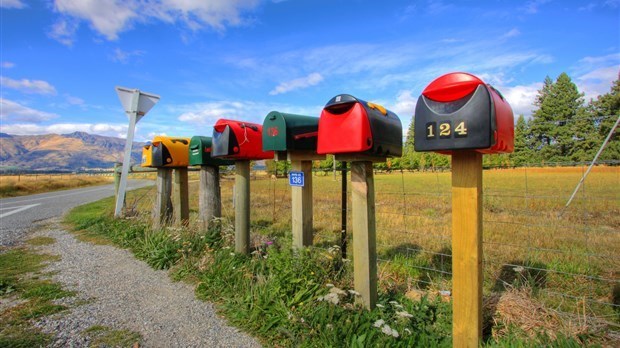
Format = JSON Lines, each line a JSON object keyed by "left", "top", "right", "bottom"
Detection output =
{"left": 84, "top": 325, "right": 142, "bottom": 347}
{"left": 0, "top": 247, "right": 75, "bottom": 346}
{"left": 65, "top": 194, "right": 597, "bottom": 347}
{"left": 25, "top": 236, "right": 56, "bottom": 246}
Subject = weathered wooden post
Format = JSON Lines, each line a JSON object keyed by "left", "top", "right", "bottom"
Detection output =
{"left": 413, "top": 72, "right": 514, "bottom": 347}
{"left": 114, "top": 162, "right": 122, "bottom": 201}
{"left": 317, "top": 94, "right": 403, "bottom": 309}
{"left": 262, "top": 111, "right": 324, "bottom": 249}
{"left": 172, "top": 167, "right": 189, "bottom": 226}
{"left": 189, "top": 136, "right": 234, "bottom": 231}
{"left": 153, "top": 168, "right": 173, "bottom": 229}
{"left": 211, "top": 119, "right": 274, "bottom": 255}
{"left": 141, "top": 136, "right": 191, "bottom": 229}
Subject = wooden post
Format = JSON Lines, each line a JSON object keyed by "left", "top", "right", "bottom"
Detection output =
{"left": 153, "top": 168, "right": 173, "bottom": 229}
{"left": 235, "top": 161, "right": 250, "bottom": 254}
{"left": 451, "top": 151, "right": 483, "bottom": 348}
{"left": 172, "top": 167, "right": 189, "bottom": 226}
{"left": 199, "top": 165, "right": 221, "bottom": 230}
{"left": 351, "top": 161, "right": 377, "bottom": 309}
{"left": 291, "top": 160, "right": 313, "bottom": 248}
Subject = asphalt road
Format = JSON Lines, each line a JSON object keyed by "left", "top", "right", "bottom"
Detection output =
{"left": 0, "top": 180, "right": 153, "bottom": 247}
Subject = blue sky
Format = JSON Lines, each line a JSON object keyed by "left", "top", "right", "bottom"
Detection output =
{"left": 1, "top": 0, "right": 619, "bottom": 141}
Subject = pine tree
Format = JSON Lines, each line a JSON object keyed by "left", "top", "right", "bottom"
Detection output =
{"left": 589, "top": 74, "right": 620, "bottom": 161}
{"left": 510, "top": 115, "right": 533, "bottom": 165}
{"left": 530, "top": 73, "right": 585, "bottom": 162}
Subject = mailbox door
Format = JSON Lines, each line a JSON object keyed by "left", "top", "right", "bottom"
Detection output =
{"left": 212, "top": 124, "right": 239, "bottom": 158}
{"left": 480, "top": 86, "right": 514, "bottom": 154}
{"left": 151, "top": 142, "right": 167, "bottom": 167}
{"left": 262, "top": 112, "right": 319, "bottom": 152}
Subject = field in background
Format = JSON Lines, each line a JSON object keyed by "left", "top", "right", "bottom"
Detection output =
{"left": 0, "top": 172, "right": 154, "bottom": 197}
{"left": 127, "top": 165, "right": 619, "bottom": 333}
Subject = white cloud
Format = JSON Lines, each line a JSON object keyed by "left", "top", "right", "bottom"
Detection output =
{"left": 1, "top": 61, "right": 15, "bottom": 69}
{"left": 502, "top": 28, "right": 520, "bottom": 39}
{"left": 0, "top": 98, "right": 59, "bottom": 123}
{"left": 51, "top": 0, "right": 261, "bottom": 43}
{"left": 521, "top": 0, "right": 551, "bottom": 14}
{"left": 173, "top": 99, "right": 321, "bottom": 126}
{"left": 269, "top": 73, "right": 324, "bottom": 95}
{"left": 387, "top": 90, "right": 417, "bottom": 118}
{"left": 1, "top": 76, "right": 57, "bottom": 95}
{"left": 1, "top": 0, "right": 25, "bottom": 9}
{"left": 0, "top": 122, "right": 129, "bottom": 138}
{"left": 48, "top": 19, "right": 79, "bottom": 46}
{"left": 497, "top": 82, "right": 542, "bottom": 117}
{"left": 65, "top": 95, "right": 85, "bottom": 105}
{"left": 577, "top": 65, "right": 619, "bottom": 102}
{"left": 110, "top": 48, "right": 145, "bottom": 64}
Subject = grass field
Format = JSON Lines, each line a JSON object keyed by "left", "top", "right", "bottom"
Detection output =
{"left": 75, "top": 165, "right": 618, "bottom": 344}
{"left": 0, "top": 172, "right": 157, "bottom": 197}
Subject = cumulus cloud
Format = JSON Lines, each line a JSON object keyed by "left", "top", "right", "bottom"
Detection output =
{"left": 1, "top": 76, "right": 57, "bottom": 95}
{"left": 388, "top": 90, "right": 417, "bottom": 118}
{"left": 50, "top": 0, "right": 260, "bottom": 43}
{"left": 0, "top": 98, "right": 59, "bottom": 123}
{"left": 0, "top": 122, "right": 129, "bottom": 138}
{"left": 577, "top": 65, "right": 619, "bottom": 102}
{"left": 269, "top": 73, "right": 324, "bottom": 95}
{"left": 497, "top": 82, "right": 542, "bottom": 117}
{"left": 1, "top": 0, "right": 25, "bottom": 9}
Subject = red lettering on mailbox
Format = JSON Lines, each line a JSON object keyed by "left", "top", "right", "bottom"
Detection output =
{"left": 268, "top": 127, "right": 279, "bottom": 137}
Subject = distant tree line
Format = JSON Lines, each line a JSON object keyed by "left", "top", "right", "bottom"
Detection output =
{"left": 265, "top": 72, "right": 619, "bottom": 175}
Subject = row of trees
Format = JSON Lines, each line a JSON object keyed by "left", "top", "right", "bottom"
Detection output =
{"left": 265, "top": 72, "right": 619, "bottom": 174}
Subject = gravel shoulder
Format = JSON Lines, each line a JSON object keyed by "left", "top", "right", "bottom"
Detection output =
{"left": 33, "top": 219, "right": 261, "bottom": 348}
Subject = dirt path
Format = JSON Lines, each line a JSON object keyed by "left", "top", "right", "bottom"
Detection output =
{"left": 33, "top": 219, "right": 261, "bottom": 348}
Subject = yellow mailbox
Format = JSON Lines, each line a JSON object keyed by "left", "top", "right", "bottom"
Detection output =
{"left": 140, "top": 136, "right": 190, "bottom": 167}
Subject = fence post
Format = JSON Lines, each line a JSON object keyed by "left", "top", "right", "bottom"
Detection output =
{"left": 235, "top": 160, "right": 251, "bottom": 254}
{"left": 153, "top": 168, "right": 173, "bottom": 229}
{"left": 199, "top": 165, "right": 221, "bottom": 231}
{"left": 451, "top": 151, "right": 483, "bottom": 348}
{"left": 172, "top": 168, "right": 189, "bottom": 226}
{"left": 291, "top": 160, "right": 313, "bottom": 248}
{"left": 351, "top": 161, "right": 377, "bottom": 309}
{"left": 341, "top": 161, "right": 348, "bottom": 259}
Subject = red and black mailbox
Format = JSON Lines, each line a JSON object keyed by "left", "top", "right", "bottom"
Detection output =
{"left": 414, "top": 72, "right": 514, "bottom": 154}
{"left": 317, "top": 94, "right": 402, "bottom": 158}
{"left": 211, "top": 119, "right": 274, "bottom": 160}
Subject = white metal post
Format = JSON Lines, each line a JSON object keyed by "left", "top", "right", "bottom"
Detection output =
{"left": 114, "top": 90, "right": 140, "bottom": 217}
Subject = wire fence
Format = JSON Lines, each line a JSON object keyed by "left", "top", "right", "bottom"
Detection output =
{"left": 208, "top": 161, "right": 619, "bottom": 332}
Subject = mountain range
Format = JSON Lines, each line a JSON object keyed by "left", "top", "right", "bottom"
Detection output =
{"left": 0, "top": 132, "right": 144, "bottom": 172}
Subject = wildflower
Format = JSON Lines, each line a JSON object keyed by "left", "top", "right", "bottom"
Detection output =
{"left": 300, "top": 317, "right": 305, "bottom": 323}
{"left": 389, "top": 301, "right": 399, "bottom": 305}
{"left": 319, "top": 292, "right": 340, "bottom": 305}
{"left": 396, "top": 311, "right": 414, "bottom": 318}
{"left": 376, "top": 304, "right": 385, "bottom": 308}
{"left": 404, "top": 328, "right": 412, "bottom": 334}
{"left": 348, "top": 290, "right": 361, "bottom": 296}
{"left": 287, "top": 312, "right": 293, "bottom": 320}
{"left": 265, "top": 241, "right": 274, "bottom": 246}
{"left": 230, "top": 252, "right": 235, "bottom": 256}
{"left": 326, "top": 283, "right": 334, "bottom": 288}
{"left": 326, "top": 324, "right": 333, "bottom": 330}
{"left": 381, "top": 324, "right": 399, "bottom": 338}
{"left": 373, "top": 319, "right": 385, "bottom": 328}
{"left": 513, "top": 266, "right": 525, "bottom": 273}
{"left": 329, "top": 287, "right": 347, "bottom": 296}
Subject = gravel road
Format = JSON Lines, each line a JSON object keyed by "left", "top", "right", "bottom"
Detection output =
{"left": 34, "top": 221, "right": 261, "bottom": 348}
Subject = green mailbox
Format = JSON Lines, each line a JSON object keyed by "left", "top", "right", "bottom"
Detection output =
{"left": 262, "top": 111, "right": 324, "bottom": 161}
{"left": 189, "top": 136, "right": 235, "bottom": 166}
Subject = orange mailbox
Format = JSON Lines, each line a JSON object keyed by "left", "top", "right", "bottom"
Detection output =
{"left": 317, "top": 94, "right": 402, "bottom": 158}
{"left": 211, "top": 119, "right": 274, "bottom": 160}
{"left": 414, "top": 72, "right": 514, "bottom": 154}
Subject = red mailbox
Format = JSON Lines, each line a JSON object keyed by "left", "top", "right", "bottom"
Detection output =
{"left": 317, "top": 94, "right": 402, "bottom": 158}
{"left": 211, "top": 119, "right": 274, "bottom": 160}
{"left": 414, "top": 72, "right": 514, "bottom": 154}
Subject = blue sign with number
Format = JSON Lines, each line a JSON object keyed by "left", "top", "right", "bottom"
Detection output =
{"left": 289, "top": 171, "right": 304, "bottom": 187}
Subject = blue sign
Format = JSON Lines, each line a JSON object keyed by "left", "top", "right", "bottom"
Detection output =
{"left": 289, "top": 171, "right": 304, "bottom": 187}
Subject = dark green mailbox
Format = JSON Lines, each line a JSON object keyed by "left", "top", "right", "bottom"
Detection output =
{"left": 189, "top": 136, "right": 235, "bottom": 166}
{"left": 262, "top": 111, "right": 320, "bottom": 154}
